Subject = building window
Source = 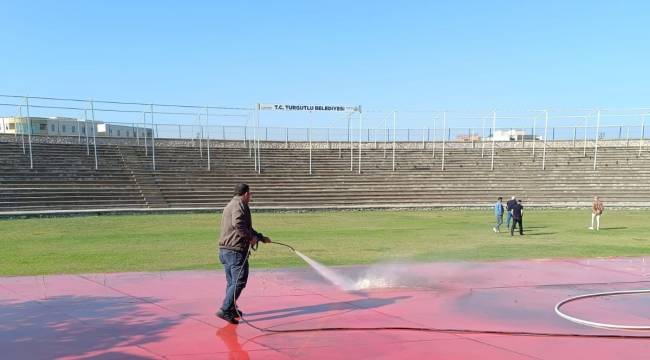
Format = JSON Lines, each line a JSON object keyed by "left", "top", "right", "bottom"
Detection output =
{"left": 8, "top": 123, "right": 15, "bottom": 130}
{"left": 41, "top": 124, "right": 48, "bottom": 131}
{"left": 109, "top": 129, "right": 113, "bottom": 135}
{"left": 72, "top": 126, "right": 76, "bottom": 133}
{"left": 82, "top": 127, "right": 86, "bottom": 134}
{"left": 62, "top": 125, "right": 66, "bottom": 132}
{"left": 117, "top": 130, "right": 121, "bottom": 136}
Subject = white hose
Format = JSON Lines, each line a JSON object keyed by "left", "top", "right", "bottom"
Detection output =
{"left": 555, "top": 289, "right": 650, "bottom": 330}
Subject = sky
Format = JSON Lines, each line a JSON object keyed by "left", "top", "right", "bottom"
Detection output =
{"left": 2, "top": 1, "right": 650, "bottom": 129}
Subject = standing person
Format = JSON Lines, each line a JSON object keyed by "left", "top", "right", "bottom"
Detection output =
{"left": 510, "top": 199, "right": 524, "bottom": 236}
{"left": 589, "top": 196, "right": 604, "bottom": 230}
{"left": 493, "top": 197, "right": 504, "bottom": 233}
{"left": 505, "top": 196, "right": 516, "bottom": 228}
{"left": 217, "top": 183, "right": 271, "bottom": 324}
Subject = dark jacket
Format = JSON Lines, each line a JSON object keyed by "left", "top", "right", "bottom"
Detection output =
{"left": 511, "top": 203, "right": 524, "bottom": 220}
{"left": 506, "top": 199, "right": 516, "bottom": 211}
{"left": 219, "top": 196, "right": 264, "bottom": 253}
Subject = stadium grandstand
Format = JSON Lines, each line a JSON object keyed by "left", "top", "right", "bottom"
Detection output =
{"left": 1, "top": 95, "right": 649, "bottom": 215}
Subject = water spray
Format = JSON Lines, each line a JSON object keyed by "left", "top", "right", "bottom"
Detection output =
{"left": 229, "top": 241, "right": 650, "bottom": 339}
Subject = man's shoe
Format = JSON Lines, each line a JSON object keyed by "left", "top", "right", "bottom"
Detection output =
{"left": 493, "top": 227, "right": 497, "bottom": 233}
{"left": 588, "top": 227, "right": 594, "bottom": 230}
{"left": 234, "top": 308, "right": 244, "bottom": 318}
{"left": 216, "top": 310, "right": 239, "bottom": 324}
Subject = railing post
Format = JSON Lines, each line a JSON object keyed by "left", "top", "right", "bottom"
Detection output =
{"left": 25, "top": 97, "right": 33, "bottom": 169}
{"left": 583, "top": 116, "right": 588, "bottom": 157}
{"left": 19, "top": 106, "right": 25, "bottom": 154}
{"left": 432, "top": 116, "right": 436, "bottom": 158}
{"left": 358, "top": 112, "right": 362, "bottom": 174}
{"left": 90, "top": 99, "right": 98, "bottom": 170}
{"left": 490, "top": 111, "right": 496, "bottom": 171}
{"left": 207, "top": 130, "right": 211, "bottom": 171}
{"left": 85, "top": 109, "right": 90, "bottom": 155}
{"left": 481, "top": 117, "right": 486, "bottom": 158}
{"left": 143, "top": 112, "right": 148, "bottom": 156}
{"left": 392, "top": 111, "right": 396, "bottom": 171}
{"left": 593, "top": 109, "right": 600, "bottom": 170}
{"left": 531, "top": 116, "right": 536, "bottom": 158}
{"left": 573, "top": 127, "right": 576, "bottom": 148}
{"left": 442, "top": 112, "right": 446, "bottom": 171}
{"left": 150, "top": 104, "right": 156, "bottom": 171}
{"left": 639, "top": 116, "right": 645, "bottom": 157}
{"left": 542, "top": 110, "right": 548, "bottom": 170}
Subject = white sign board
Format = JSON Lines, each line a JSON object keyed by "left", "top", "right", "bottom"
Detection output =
{"left": 257, "top": 103, "right": 361, "bottom": 113}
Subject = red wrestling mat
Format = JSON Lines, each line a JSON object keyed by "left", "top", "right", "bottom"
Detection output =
{"left": 1, "top": 257, "right": 649, "bottom": 359}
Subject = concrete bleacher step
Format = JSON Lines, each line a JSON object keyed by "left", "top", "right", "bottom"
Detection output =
{"left": 1, "top": 140, "right": 649, "bottom": 212}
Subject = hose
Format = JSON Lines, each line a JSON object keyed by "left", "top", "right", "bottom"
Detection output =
{"left": 555, "top": 289, "right": 650, "bottom": 330}
{"left": 228, "top": 242, "right": 650, "bottom": 339}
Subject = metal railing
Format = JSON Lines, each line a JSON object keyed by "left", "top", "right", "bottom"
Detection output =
{"left": 1, "top": 94, "right": 648, "bottom": 173}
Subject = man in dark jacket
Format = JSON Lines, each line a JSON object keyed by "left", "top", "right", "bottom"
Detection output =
{"left": 510, "top": 199, "right": 524, "bottom": 236}
{"left": 217, "top": 183, "right": 271, "bottom": 324}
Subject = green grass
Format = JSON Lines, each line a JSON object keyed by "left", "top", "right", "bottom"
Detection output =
{"left": 2, "top": 209, "right": 650, "bottom": 276}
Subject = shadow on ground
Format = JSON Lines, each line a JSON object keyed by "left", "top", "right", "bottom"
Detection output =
{"left": 0, "top": 295, "right": 185, "bottom": 359}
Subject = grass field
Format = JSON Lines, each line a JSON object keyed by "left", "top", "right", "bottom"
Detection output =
{"left": 2, "top": 209, "right": 650, "bottom": 276}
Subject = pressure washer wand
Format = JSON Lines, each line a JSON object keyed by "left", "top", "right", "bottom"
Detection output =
{"left": 269, "top": 241, "right": 296, "bottom": 252}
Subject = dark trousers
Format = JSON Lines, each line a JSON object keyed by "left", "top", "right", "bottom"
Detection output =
{"left": 511, "top": 218, "right": 523, "bottom": 235}
{"left": 219, "top": 248, "right": 249, "bottom": 314}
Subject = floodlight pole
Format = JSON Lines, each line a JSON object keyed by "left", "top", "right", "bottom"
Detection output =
{"left": 150, "top": 104, "right": 156, "bottom": 171}
{"left": 593, "top": 109, "right": 600, "bottom": 171}
{"left": 199, "top": 114, "right": 204, "bottom": 158}
{"left": 392, "top": 110, "right": 396, "bottom": 171}
{"left": 256, "top": 106, "right": 261, "bottom": 174}
{"left": 87, "top": 100, "right": 98, "bottom": 170}
{"left": 481, "top": 116, "right": 486, "bottom": 158}
{"left": 490, "top": 111, "right": 496, "bottom": 171}
{"left": 572, "top": 127, "right": 577, "bottom": 148}
{"left": 358, "top": 111, "right": 362, "bottom": 174}
{"left": 253, "top": 108, "right": 258, "bottom": 172}
{"left": 640, "top": 116, "right": 645, "bottom": 157}
{"left": 308, "top": 111, "right": 312, "bottom": 175}
{"left": 206, "top": 107, "right": 210, "bottom": 170}
{"left": 441, "top": 111, "right": 446, "bottom": 171}
{"left": 205, "top": 106, "right": 210, "bottom": 170}
{"left": 24, "top": 97, "right": 33, "bottom": 169}
{"left": 432, "top": 115, "right": 436, "bottom": 158}
{"left": 384, "top": 116, "right": 388, "bottom": 159}
{"left": 542, "top": 110, "right": 548, "bottom": 170}
{"left": 140, "top": 113, "right": 146, "bottom": 156}
{"left": 13, "top": 106, "right": 19, "bottom": 144}
{"left": 207, "top": 129, "right": 211, "bottom": 171}
{"left": 531, "top": 116, "right": 536, "bottom": 158}
{"left": 19, "top": 106, "right": 25, "bottom": 155}
{"left": 84, "top": 110, "right": 89, "bottom": 155}
{"left": 583, "top": 116, "right": 588, "bottom": 157}
{"left": 349, "top": 112, "right": 353, "bottom": 172}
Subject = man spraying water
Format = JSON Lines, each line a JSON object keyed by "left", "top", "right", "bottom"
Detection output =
{"left": 216, "top": 183, "right": 271, "bottom": 324}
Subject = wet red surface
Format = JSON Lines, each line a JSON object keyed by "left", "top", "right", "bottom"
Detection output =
{"left": 2, "top": 257, "right": 650, "bottom": 359}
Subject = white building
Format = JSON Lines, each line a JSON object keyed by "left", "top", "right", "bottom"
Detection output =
{"left": 0, "top": 116, "right": 151, "bottom": 138}
{"left": 490, "top": 129, "right": 540, "bottom": 141}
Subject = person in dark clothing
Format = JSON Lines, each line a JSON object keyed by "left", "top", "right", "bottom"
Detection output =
{"left": 505, "top": 196, "right": 516, "bottom": 228}
{"left": 216, "top": 183, "right": 271, "bottom": 324}
{"left": 510, "top": 199, "right": 524, "bottom": 236}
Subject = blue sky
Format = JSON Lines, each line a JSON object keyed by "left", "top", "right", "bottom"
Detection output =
{"left": 2, "top": 1, "right": 650, "bottom": 129}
